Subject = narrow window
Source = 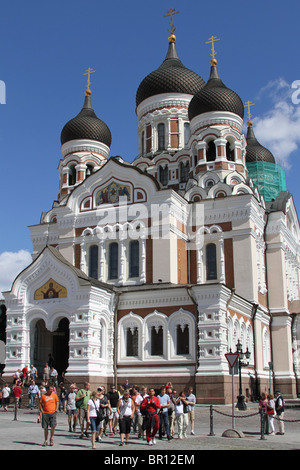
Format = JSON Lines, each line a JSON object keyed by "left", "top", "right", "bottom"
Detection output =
{"left": 88, "top": 245, "right": 99, "bottom": 279}
{"left": 176, "top": 324, "right": 189, "bottom": 354}
{"left": 184, "top": 123, "right": 190, "bottom": 147}
{"left": 126, "top": 327, "right": 139, "bottom": 357}
{"left": 159, "top": 165, "right": 168, "bottom": 186}
{"left": 129, "top": 240, "right": 139, "bottom": 278}
{"left": 206, "top": 141, "right": 216, "bottom": 162}
{"left": 151, "top": 326, "right": 163, "bottom": 355}
{"left": 180, "top": 161, "right": 190, "bottom": 183}
{"left": 206, "top": 243, "right": 217, "bottom": 280}
{"left": 226, "top": 141, "right": 234, "bottom": 161}
{"left": 108, "top": 242, "right": 118, "bottom": 280}
{"left": 141, "top": 131, "right": 145, "bottom": 156}
{"left": 68, "top": 165, "right": 76, "bottom": 185}
{"left": 157, "top": 123, "right": 165, "bottom": 151}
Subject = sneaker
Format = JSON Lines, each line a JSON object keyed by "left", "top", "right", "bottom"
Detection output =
{"left": 191, "top": 430, "right": 195, "bottom": 435}
{"left": 148, "top": 439, "right": 153, "bottom": 446}
{"left": 152, "top": 438, "right": 156, "bottom": 445}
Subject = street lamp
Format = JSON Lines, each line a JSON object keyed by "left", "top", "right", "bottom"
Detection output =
{"left": 236, "top": 339, "right": 251, "bottom": 410}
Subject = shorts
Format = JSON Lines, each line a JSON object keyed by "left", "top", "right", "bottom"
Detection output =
{"left": 90, "top": 416, "right": 101, "bottom": 433}
{"left": 188, "top": 410, "right": 195, "bottom": 420}
{"left": 42, "top": 412, "right": 57, "bottom": 429}
{"left": 79, "top": 407, "right": 88, "bottom": 424}
{"left": 119, "top": 416, "right": 132, "bottom": 434}
{"left": 109, "top": 407, "right": 119, "bottom": 420}
{"left": 66, "top": 408, "right": 77, "bottom": 416}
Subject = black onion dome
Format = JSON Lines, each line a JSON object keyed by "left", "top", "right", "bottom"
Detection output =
{"left": 136, "top": 41, "right": 205, "bottom": 109}
{"left": 61, "top": 92, "right": 112, "bottom": 147}
{"left": 246, "top": 124, "right": 275, "bottom": 163}
{"left": 188, "top": 63, "right": 244, "bottom": 120}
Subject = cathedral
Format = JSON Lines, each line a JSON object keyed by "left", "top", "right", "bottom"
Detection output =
{"left": 1, "top": 17, "right": 300, "bottom": 404}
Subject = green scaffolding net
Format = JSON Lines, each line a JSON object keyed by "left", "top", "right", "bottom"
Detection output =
{"left": 247, "top": 161, "right": 286, "bottom": 202}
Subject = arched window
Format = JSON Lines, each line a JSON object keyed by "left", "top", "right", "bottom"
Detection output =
{"left": 151, "top": 325, "right": 163, "bottom": 355}
{"left": 176, "top": 324, "right": 189, "bottom": 354}
{"left": 206, "top": 141, "right": 216, "bottom": 162}
{"left": 126, "top": 327, "right": 139, "bottom": 357}
{"left": 206, "top": 243, "right": 217, "bottom": 280}
{"left": 129, "top": 240, "right": 139, "bottom": 278}
{"left": 226, "top": 141, "right": 234, "bottom": 161}
{"left": 180, "top": 161, "right": 190, "bottom": 183}
{"left": 108, "top": 242, "right": 119, "bottom": 280}
{"left": 141, "top": 131, "right": 145, "bottom": 156}
{"left": 157, "top": 123, "right": 165, "bottom": 151}
{"left": 184, "top": 123, "right": 190, "bottom": 147}
{"left": 159, "top": 165, "right": 168, "bottom": 186}
{"left": 86, "top": 164, "right": 95, "bottom": 177}
{"left": 88, "top": 245, "right": 99, "bottom": 279}
{"left": 68, "top": 164, "right": 76, "bottom": 186}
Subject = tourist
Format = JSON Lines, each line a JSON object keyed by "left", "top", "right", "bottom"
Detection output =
{"left": 174, "top": 391, "right": 189, "bottom": 439}
{"left": 141, "top": 387, "right": 161, "bottom": 445}
{"left": 131, "top": 385, "right": 140, "bottom": 434}
{"left": 275, "top": 390, "right": 285, "bottom": 435}
{"left": 50, "top": 367, "right": 58, "bottom": 388}
{"left": 76, "top": 382, "right": 91, "bottom": 438}
{"left": 266, "top": 394, "right": 276, "bottom": 435}
{"left": 117, "top": 389, "right": 135, "bottom": 446}
{"left": 58, "top": 382, "right": 67, "bottom": 412}
{"left": 258, "top": 392, "right": 269, "bottom": 434}
{"left": 37, "top": 384, "right": 46, "bottom": 423}
{"left": 1, "top": 383, "right": 11, "bottom": 411}
{"left": 28, "top": 380, "right": 40, "bottom": 410}
{"left": 43, "top": 363, "right": 50, "bottom": 384}
{"left": 167, "top": 387, "right": 176, "bottom": 437}
{"left": 97, "top": 387, "right": 109, "bottom": 441}
{"left": 29, "top": 364, "right": 38, "bottom": 381}
{"left": 40, "top": 384, "right": 59, "bottom": 447}
{"left": 186, "top": 386, "right": 196, "bottom": 435}
{"left": 13, "top": 382, "right": 22, "bottom": 409}
{"left": 21, "top": 365, "right": 28, "bottom": 386}
{"left": 107, "top": 385, "right": 120, "bottom": 435}
{"left": 64, "top": 384, "right": 78, "bottom": 432}
{"left": 157, "top": 386, "right": 172, "bottom": 440}
{"left": 136, "top": 386, "right": 148, "bottom": 439}
{"left": 87, "top": 390, "right": 102, "bottom": 449}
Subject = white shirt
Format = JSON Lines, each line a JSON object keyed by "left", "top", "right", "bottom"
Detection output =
{"left": 87, "top": 398, "right": 100, "bottom": 418}
{"left": 2, "top": 387, "right": 11, "bottom": 398}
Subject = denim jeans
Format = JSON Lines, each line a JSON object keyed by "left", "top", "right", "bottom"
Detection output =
{"left": 159, "top": 411, "right": 170, "bottom": 437}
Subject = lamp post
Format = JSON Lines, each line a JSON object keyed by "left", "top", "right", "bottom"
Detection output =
{"left": 235, "top": 339, "right": 251, "bottom": 410}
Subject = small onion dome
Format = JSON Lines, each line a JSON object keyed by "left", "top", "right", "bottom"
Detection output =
{"left": 136, "top": 39, "right": 205, "bottom": 109}
{"left": 246, "top": 123, "right": 275, "bottom": 163}
{"left": 188, "top": 61, "right": 244, "bottom": 121}
{"left": 61, "top": 90, "right": 112, "bottom": 147}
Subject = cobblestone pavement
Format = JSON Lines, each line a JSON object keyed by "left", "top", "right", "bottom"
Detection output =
{"left": 0, "top": 403, "right": 300, "bottom": 455}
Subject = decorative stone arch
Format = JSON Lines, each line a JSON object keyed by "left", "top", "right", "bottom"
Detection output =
{"left": 168, "top": 308, "right": 196, "bottom": 359}
{"left": 144, "top": 310, "right": 168, "bottom": 359}
{"left": 118, "top": 312, "right": 144, "bottom": 362}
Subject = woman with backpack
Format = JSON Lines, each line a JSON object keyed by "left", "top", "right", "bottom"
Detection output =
{"left": 117, "top": 390, "right": 136, "bottom": 446}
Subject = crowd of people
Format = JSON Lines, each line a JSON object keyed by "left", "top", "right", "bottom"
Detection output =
{"left": 0, "top": 371, "right": 197, "bottom": 448}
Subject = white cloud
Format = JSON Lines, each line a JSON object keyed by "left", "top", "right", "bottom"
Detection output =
{"left": 253, "top": 78, "right": 300, "bottom": 169}
{"left": 0, "top": 250, "right": 32, "bottom": 298}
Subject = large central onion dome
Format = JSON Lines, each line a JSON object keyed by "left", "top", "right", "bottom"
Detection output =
{"left": 136, "top": 38, "right": 205, "bottom": 109}
{"left": 61, "top": 90, "right": 112, "bottom": 148}
{"left": 188, "top": 60, "right": 244, "bottom": 120}
{"left": 246, "top": 122, "right": 275, "bottom": 163}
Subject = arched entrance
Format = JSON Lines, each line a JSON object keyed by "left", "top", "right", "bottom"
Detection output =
{"left": 32, "top": 317, "right": 69, "bottom": 378}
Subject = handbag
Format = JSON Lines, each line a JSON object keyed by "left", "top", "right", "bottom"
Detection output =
{"left": 93, "top": 399, "right": 104, "bottom": 423}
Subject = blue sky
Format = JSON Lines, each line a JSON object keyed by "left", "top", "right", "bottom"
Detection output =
{"left": 0, "top": 0, "right": 300, "bottom": 295}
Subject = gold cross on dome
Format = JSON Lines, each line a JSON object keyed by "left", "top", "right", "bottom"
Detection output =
{"left": 83, "top": 67, "right": 95, "bottom": 90}
{"left": 244, "top": 100, "right": 255, "bottom": 123}
{"left": 164, "top": 8, "right": 179, "bottom": 34}
{"left": 205, "top": 35, "right": 220, "bottom": 61}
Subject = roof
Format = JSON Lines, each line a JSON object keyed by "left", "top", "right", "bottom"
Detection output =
{"left": 136, "top": 40, "right": 205, "bottom": 109}
{"left": 188, "top": 63, "right": 244, "bottom": 120}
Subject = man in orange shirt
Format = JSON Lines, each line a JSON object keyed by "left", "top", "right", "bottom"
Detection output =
{"left": 40, "top": 385, "right": 59, "bottom": 446}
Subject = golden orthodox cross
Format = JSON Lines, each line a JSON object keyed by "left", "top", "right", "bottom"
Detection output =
{"left": 205, "top": 35, "right": 220, "bottom": 61}
{"left": 83, "top": 67, "right": 95, "bottom": 90}
{"left": 164, "top": 8, "right": 179, "bottom": 34}
{"left": 244, "top": 100, "right": 255, "bottom": 123}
